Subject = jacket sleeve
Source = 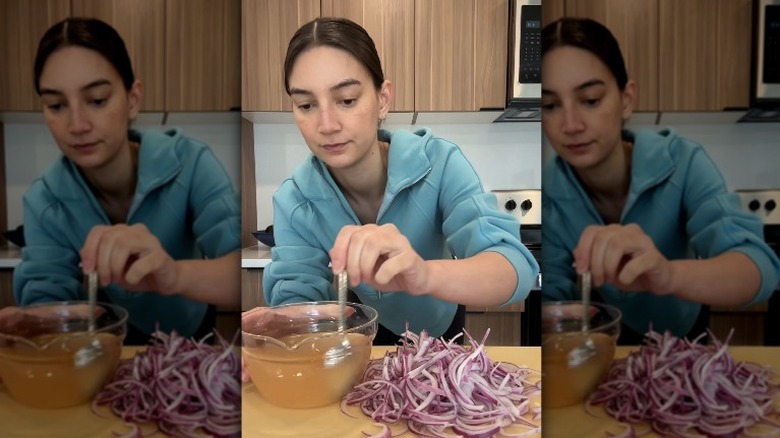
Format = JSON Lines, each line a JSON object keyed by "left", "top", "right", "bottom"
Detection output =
{"left": 437, "top": 145, "right": 539, "bottom": 305}
{"left": 13, "top": 183, "right": 84, "bottom": 305}
{"left": 262, "top": 182, "right": 333, "bottom": 306}
{"left": 682, "top": 145, "right": 780, "bottom": 305}
{"left": 186, "top": 144, "right": 242, "bottom": 258}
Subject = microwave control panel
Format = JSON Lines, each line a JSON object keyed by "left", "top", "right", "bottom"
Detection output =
{"left": 765, "top": 4, "right": 780, "bottom": 83}
{"left": 519, "top": 4, "right": 542, "bottom": 83}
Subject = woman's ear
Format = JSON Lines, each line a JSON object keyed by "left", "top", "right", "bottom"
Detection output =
{"left": 378, "top": 79, "right": 393, "bottom": 120}
{"left": 621, "top": 79, "right": 637, "bottom": 121}
{"left": 128, "top": 79, "right": 144, "bottom": 121}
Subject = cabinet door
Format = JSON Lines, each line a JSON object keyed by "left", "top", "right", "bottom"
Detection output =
{"left": 415, "top": 0, "right": 509, "bottom": 111}
{"left": 542, "top": 0, "right": 566, "bottom": 27}
{"left": 166, "top": 0, "right": 241, "bottom": 111}
{"left": 715, "top": 0, "right": 752, "bottom": 111}
{"left": 565, "top": 0, "right": 659, "bottom": 112}
{"left": 658, "top": 0, "right": 718, "bottom": 111}
{"left": 0, "top": 0, "right": 70, "bottom": 111}
{"left": 321, "top": 0, "right": 415, "bottom": 112}
{"left": 71, "top": 0, "right": 165, "bottom": 112}
{"left": 242, "top": 0, "right": 320, "bottom": 112}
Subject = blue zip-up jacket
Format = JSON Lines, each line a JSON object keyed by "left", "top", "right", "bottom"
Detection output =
{"left": 264, "top": 128, "right": 539, "bottom": 337}
{"left": 13, "top": 129, "right": 241, "bottom": 337}
{"left": 542, "top": 128, "right": 780, "bottom": 337}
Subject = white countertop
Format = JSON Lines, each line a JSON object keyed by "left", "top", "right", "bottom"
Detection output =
{"left": 0, "top": 247, "right": 22, "bottom": 268}
{"left": 241, "top": 244, "right": 272, "bottom": 269}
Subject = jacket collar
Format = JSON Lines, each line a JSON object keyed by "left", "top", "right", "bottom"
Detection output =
{"left": 291, "top": 128, "right": 433, "bottom": 201}
{"left": 43, "top": 129, "right": 183, "bottom": 202}
{"left": 546, "top": 128, "right": 677, "bottom": 201}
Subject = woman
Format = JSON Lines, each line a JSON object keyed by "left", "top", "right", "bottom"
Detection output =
{"left": 540, "top": 17, "right": 780, "bottom": 344}
{"left": 263, "top": 17, "right": 538, "bottom": 345}
{"left": 12, "top": 18, "right": 241, "bottom": 345}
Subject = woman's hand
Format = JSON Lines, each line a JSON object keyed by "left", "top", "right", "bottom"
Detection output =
{"left": 573, "top": 223, "right": 674, "bottom": 295}
{"left": 329, "top": 224, "right": 430, "bottom": 294}
{"left": 80, "top": 224, "right": 180, "bottom": 294}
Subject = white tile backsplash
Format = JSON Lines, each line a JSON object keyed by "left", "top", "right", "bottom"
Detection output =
{"left": 252, "top": 121, "right": 542, "bottom": 229}
{"left": 2, "top": 120, "right": 241, "bottom": 229}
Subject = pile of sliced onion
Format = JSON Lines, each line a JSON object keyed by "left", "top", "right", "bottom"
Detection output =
{"left": 342, "top": 328, "right": 541, "bottom": 437}
{"left": 587, "top": 329, "right": 780, "bottom": 437}
{"left": 92, "top": 330, "right": 240, "bottom": 438}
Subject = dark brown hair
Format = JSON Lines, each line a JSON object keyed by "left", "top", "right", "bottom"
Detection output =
{"left": 283, "top": 17, "right": 384, "bottom": 94}
{"left": 542, "top": 18, "right": 628, "bottom": 90}
{"left": 34, "top": 17, "right": 135, "bottom": 94}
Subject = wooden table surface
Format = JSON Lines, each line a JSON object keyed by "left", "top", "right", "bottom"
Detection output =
{"left": 241, "top": 346, "right": 541, "bottom": 438}
{"left": 543, "top": 346, "right": 780, "bottom": 438}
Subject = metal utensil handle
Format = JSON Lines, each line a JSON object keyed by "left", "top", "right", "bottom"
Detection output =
{"left": 337, "top": 271, "right": 348, "bottom": 332}
{"left": 579, "top": 271, "right": 591, "bottom": 332}
{"left": 88, "top": 271, "right": 98, "bottom": 332}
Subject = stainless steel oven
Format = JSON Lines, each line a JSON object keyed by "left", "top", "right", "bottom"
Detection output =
{"left": 737, "top": 189, "right": 780, "bottom": 345}
{"left": 493, "top": 189, "right": 541, "bottom": 345}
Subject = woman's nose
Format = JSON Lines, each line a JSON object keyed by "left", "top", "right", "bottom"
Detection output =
{"left": 317, "top": 106, "right": 341, "bottom": 134}
{"left": 561, "top": 106, "right": 585, "bottom": 135}
{"left": 68, "top": 105, "right": 92, "bottom": 134}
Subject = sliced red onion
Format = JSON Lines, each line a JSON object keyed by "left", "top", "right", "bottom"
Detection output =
{"left": 587, "top": 329, "right": 780, "bottom": 437}
{"left": 342, "top": 329, "right": 540, "bottom": 437}
{"left": 92, "top": 330, "right": 240, "bottom": 437}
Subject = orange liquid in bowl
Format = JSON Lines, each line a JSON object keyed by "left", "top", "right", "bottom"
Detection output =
{"left": 0, "top": 332, "right": 123, "bottom": 409}
{"left": 244, "top": 332, "right": 372, "bottom": 409}
{"left": 542, "top": 332, "right": 617, "bottom": 409}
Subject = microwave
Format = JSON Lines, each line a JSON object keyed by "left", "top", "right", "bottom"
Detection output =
{"left": 494, "top": 0, "right": 541, "bottom": 122}
{"left": 509, "top": 0, "right": 542, "bottom": 99}
{"left": 753, "top": 0, "right": 780, "bottom": 106}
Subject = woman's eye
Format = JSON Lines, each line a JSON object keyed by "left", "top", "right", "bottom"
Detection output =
{"left": 90, "top": 98, "right": 107, "bottom": 107}
{"left": 46, "top": 103, "right": 64, "bottom": 112}
{"left": 541, "top": 102, "right": 558, "bottom": 111}
{"left": 341, "top": 98, "right": 357, "bottom": 107}
{"left": 583, "top": 98, "right": 601, "bottom": 107}
{"left": 296, "top": 103, "right": 313, "bottom": 112}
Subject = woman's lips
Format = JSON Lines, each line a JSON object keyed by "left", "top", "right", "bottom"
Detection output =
{"left": 566, "top": 141, "right": 592, "bottom": 154}
{"left": 322, "top": 142, "right": 347, "bottom": 153}
{"left": 72, "top": 142, "right": 99, "bottom": 153}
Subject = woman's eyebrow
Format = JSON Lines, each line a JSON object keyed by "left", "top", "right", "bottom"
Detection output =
{"left": 289, "top": 78, "right": 362, "bottom": 96}
{"left": 574, "top": 79, "right": 606, "bottom": 91}
{"left": 39, "top": 79, "right": 112, "bottom": 96}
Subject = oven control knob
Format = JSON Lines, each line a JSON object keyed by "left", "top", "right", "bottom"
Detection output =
{"left": 505, "top": 199, "right": 517, "bottom": 211}
{"left": 766, "top": 199, "right": 777, "bottom": 211}
{"left": 520, "top": 199, "right": 533, "bottom": 211}
{"left": 749, "top": 199, "right": 761, "bottom": 211}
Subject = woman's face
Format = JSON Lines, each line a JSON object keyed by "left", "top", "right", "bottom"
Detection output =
{"left": 541, "top": 45, "right": 635, "bottom": 171}
{"left": 38, "top": 46, "right": 141, "bottom": 172}
{"left": 287, "top": 46, "right": 391, "bottom": 171}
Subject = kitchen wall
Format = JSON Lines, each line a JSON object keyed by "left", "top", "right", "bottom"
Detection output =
{"left": 542, "top": 117, "right": 780, "bottom": 191}
{"left": 251, "top": 118, "right": 542, "bottom": 230}
{"left": 2, "top": 117, "right": 241, "bottom": 230}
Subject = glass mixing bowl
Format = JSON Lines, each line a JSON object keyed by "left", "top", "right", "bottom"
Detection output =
{"left": 541, "top": 301, "right": 622, "bottom": 409}
{"left": 0, "top": 301, "right": 127, "bottom": 408}
{"left": 242, "top": 301, "right": 378, "bottom": 409}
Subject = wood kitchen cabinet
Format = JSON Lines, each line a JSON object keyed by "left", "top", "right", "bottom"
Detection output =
{"left": 71, "top": 0, "right": 165, "bottom": 112}
{"left": 0, "top": 0, "right": 70, "bottom": 111}
{"left": 557, "top": 0, "right": 752, "bottom": 112}
{"left": 166, "top": 0, "right": 241, "bottom": 111}
{"left": 564, "top": 0, "right": 659, "bottom": 112}
{"left": 658, "top": 0, "right": 752, "bottom": 111}
{"left": 242, "top": 0, "right": 509, "bottom": 112}
{"left": 242, "top": 0, "right": 320, "bottom": 112}
{"left": 321, "top": 0, "right": 415, "bottom": 112}
{"left": 415, "top": 0, "right": 509, "bottom": 111}
{"left": 1, "top": 0, "right": 240, "bottom": 112}
{"left": 542, "top": 0, "right": 565, "bottom": 27}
